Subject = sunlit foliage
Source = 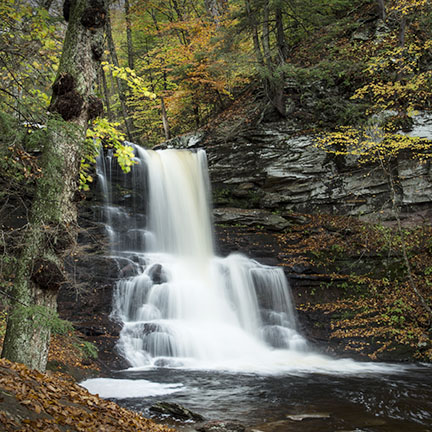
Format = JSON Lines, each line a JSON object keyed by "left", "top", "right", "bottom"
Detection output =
{"left": 317, "top": 125, "right": 432, "bottom": 164}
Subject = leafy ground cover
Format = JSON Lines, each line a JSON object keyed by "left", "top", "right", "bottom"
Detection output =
{"left": 284, "top": 215, "right": 432, "bottom": 361}
{"left": 0, "top": 357, "right": 175, "bottom": 432}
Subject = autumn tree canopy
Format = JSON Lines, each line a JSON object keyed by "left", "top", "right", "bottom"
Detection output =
{"left": 2, "top": 0, "right": 431, "bottom": 148}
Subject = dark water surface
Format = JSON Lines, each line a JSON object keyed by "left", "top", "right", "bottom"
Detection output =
{"left": 110, "top": 365, "right": 432, "bottom": 431}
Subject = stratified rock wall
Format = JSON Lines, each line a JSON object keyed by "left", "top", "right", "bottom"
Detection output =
{"left": 204, "top": 115, "right": 432, "bottom": 219}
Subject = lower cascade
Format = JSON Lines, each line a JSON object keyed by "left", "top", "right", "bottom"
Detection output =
{"left": 97, "top": 146, "right": 395, "bottom": 374}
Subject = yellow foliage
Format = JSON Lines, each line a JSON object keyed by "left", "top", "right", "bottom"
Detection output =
{"left": 388, "top": 0, "right": 430, "bottom": 16}
{"left": 80, "top": 119, "right": 136, "bottom": 190}
{"left": 316, "top": 126, "right": 432, "bottom": 164}
{"left": 102, "top": 62, "right": 156, "bottom": 100}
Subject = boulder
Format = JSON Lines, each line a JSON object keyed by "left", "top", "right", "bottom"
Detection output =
{"left": 149, "top": 401, "right": 204, "bottom": 421}
{"left": 147, "top": 263, "right": 167, "bottom": 284}
{"left": 196, "top": 420, "right": 246, "bottom": 432}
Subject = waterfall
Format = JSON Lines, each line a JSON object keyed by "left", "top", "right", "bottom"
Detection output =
{"left": 98, "top": 145, "right": 311, "bottom": 371}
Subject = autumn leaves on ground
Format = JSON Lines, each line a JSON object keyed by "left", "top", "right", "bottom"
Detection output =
{"left": 291, "top": 214, "right": 432, "bottom": 361}
{"left": 0, "top": 317, "right": 172, "bottom": 431}
{"left": 0, "top": 358, "right": 174, "bottom": 432}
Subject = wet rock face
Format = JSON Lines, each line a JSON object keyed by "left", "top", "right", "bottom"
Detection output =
{"left": 58, "top": 191, "right": 129, "bottom": 373}
{"left": 213, "top": 207, "right": 290, "bottom": 231}
{"left": 204, "top": 114, "right": 432, "bottom": 219}
{"left": 148, "top": 263, "right": 167, "bottom": 284}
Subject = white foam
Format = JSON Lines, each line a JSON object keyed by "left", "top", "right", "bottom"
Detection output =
{"left": 80, "top": 378, "right": 184, "bottom": 399}
{"left": 122, "top": 349, "right": 406, "bottom": 376}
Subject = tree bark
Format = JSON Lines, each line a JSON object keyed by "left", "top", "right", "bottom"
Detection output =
{"left": 204, "top": 0, "right": 224, "bottom": 22}
{"left": 171, "top": 0, "right": 189, "bottom": 45}
{"left": 106, "top": 13, "right": 135, "bottom": 142}
{"left": 106, "top": 16, "right": 135, "bottom": 142}
{"left": 1, "top": 0, "right": 106, "bottom": 371}
{"left": 124, "top": 0, "right": 135, "bottom": 70}
{"left": 273, "top": 4, "right": 286, "bottom": 116}
{"left": 275, "top": 6, "right": 288, "bottom": 63}
{"left": 253, "top": 1, "right": 286, "bottom": 117}
{"left": 160, "top": 96, "right": 171, "bottom": 140}
{"left": 244, "top": 0, "right": 265, "bottom": 67}
{"left": 261, "top": 1, "right": 271, "bottom": 68}
{"left": 376, "top": 0, "right": 386, "bottom": 21}
{"left": 100, "top": 67, "right": 113, "bottom": 121}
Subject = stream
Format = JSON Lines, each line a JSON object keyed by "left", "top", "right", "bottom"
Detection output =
{"left": 84, "top": 365, "right": 432, "bottom": 431}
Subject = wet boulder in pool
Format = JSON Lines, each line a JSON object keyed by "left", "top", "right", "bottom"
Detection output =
{"left": 196, "top": 420, "right": 246, "bottom": 432}
{"left": 150, "top": 401, "right": 204, "bottom": 421}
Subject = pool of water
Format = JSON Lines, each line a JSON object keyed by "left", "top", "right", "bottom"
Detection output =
{"left": 87, "top": 365, "right": 432, "bottom": 431}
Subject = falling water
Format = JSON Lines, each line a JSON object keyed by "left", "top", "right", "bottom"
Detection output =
{"left": 96, "top": 145, "right": 399, "bottom": 374}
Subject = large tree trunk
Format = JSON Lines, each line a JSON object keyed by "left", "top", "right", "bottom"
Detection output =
{"left": 1, "top": 0, "right": 106, "bottom": 371}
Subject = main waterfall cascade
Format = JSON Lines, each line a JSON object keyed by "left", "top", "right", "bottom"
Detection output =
{"left": 97, "top": 145, "right": 307, "bottom": 370}
{"left": 96, "top": 145, "right": 397, "bottom": 373}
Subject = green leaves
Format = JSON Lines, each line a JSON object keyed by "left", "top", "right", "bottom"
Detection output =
{"left": 80, "top": 118, "right": 137, "bottom": 190}
{"left": 102, "top": 62, "right": 156, "bottom": 99}
{"left": 114, "top": 144, "right": 136, "bottom": 173}
{"left": 0, "top": 0, "right": 61, "bottom": 122}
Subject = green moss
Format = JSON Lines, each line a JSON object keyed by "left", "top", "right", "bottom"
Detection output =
{"left": 75, "top": 340, "right": 98, "bottom": 359}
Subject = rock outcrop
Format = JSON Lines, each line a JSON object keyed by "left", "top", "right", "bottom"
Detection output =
{"left": 213, "top": 207, "right": 290, "bottom": 231}
{"left": 165, "top": 112, "right": 432, "bottom": 220}
{"left": 205, "top": 113, "right": 432, "bottom": 219}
